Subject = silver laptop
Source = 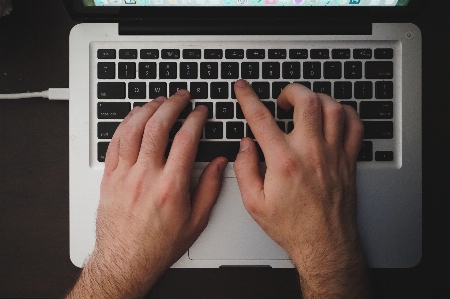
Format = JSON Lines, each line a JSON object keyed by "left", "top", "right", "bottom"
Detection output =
{"left": 65, "top": 0, "right": 423, "bottom": 268}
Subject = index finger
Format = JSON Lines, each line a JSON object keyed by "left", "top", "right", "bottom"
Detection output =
{"left": 234, "top": 79, "right": 285, "bottom": 153}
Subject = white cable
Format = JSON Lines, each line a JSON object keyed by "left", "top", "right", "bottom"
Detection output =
{"left": 0, "top": 88, "right": 69, "bottom": 101}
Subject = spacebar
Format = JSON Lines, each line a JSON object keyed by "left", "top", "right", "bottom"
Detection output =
{"left": 195, "top": 141, "right": 241, "bottom": 162}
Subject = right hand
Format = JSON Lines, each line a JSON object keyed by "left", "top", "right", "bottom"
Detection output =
{"left": 233, "top": 79, "right": 369, "bottom": 298}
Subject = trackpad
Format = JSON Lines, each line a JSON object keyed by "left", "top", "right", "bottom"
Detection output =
{"left": 189, "top": 178, "right": 289, "bottom": 260}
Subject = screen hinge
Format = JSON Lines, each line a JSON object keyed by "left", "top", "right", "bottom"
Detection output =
{"left": 119, "top": 18, "right": 372, "bottom": 36}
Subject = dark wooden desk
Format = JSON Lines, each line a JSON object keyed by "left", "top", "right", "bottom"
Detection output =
{"left": 0, "top": 0, "right": 448, "bottom": 298}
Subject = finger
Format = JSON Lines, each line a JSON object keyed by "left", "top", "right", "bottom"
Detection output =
{"left": 316, "top": 93, "right": 345, "bottom": 148}
{"left": 114, "top": 98, "right": 166, "bottom": 171}
{"left": 165, "top": 105, "right": 208, "bottom": 184}
{"left": 137, "top": 90, "right": 191, "bottom": 167}
{"left": 233, "top": 137, "right": 265, "bottom": 217}
{"left": 190, "top": 157, "right": 228, "bottom": 233}
{"left": 104, "top": 105, "right": 142, "bottom": 174}
{"left": 277, "top": 83, "right": 323, "bottom": 140}
{"left": 234, "top": 79, "right": 285, "bottom": 157}
{"left": 342, "top": 105, "right": 364, "bottom": 163}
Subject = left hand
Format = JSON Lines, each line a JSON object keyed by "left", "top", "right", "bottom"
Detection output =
{"left": 74, "top": 90, "right": 227, "bottom": 298}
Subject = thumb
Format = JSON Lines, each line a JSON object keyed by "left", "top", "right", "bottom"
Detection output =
{"left": 190, "top": 157, "right": 228, "bottom": 231}
{"left": 234, "top": 138, "right": 265, "bottom": 215}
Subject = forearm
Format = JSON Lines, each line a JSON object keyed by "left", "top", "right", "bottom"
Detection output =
{"left": 291, "top": 244, "right": 370, "bottom": 299}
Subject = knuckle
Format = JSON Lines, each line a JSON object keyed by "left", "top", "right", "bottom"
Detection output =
{"left": 174, "top": 129, "right": 196, "bottom": 147}
{"left": 250, "top": 106, "right": 273, "bottom": 124}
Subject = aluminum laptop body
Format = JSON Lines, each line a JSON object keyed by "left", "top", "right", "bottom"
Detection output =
{"left": 64, "top": 0, "right": 423, "bottom": 268}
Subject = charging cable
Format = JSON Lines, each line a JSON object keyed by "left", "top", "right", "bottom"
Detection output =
{"left": 0, "top": 88, "right": 69, "bottom": 101}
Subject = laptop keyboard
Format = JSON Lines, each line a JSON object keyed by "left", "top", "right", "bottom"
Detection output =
{"left": 94, "top": 42, "right": 397, "bottom": 165}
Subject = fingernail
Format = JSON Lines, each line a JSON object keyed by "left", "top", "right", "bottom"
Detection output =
{"left": 153, "top": 96, "right": 165, "bottom": 103}
{"left": 217, "top": 158, "right": 228, "bottom": 173}
{"left": 176, "top": 89, "right": 189, "bottom": 96}
{"left": 239, "top": 138, "right": 250, "bottom": 152}
{"left": 234, "top": 79, "right": 248, "bottom": 88}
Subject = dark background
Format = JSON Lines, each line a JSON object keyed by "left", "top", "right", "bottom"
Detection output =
{"left": 0, "top": 0, "right": 449, "bottom": 298}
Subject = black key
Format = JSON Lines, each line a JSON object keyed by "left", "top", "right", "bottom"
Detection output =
{"left": 169, "top": 82, "right": 188, "bottom": 96}
{"left": 225, "top": 49, "right": 244, "bottom": 59}
{"left": 332, "top": 49, "right": 351, "bottom": 59}
{"left": 149, "top": 82, "right": 167, "bottom": 99}
{"left": 358, "top": 141, "right": 373, "bottom": 161}
{"left": 139, "top": 62, "right": 157, "bottom": 79}
{"left": 262, "top": 101, "right": 275, "bottom": 118}
{"left": 375, "top": 151, "right": 394, "bottom": 161}
{"left": 195, "top": 141, "right": 241, "bottom": 162}
{"left": 363, "top": 121, "right": 393, "bottom": 139}
{"left": 98, "top": 82, "right": 126, "bottom": 99}
{"left": 344, "top": 61, "right": 362, "bottom": 79}
{"left": 195, "top": 102, "right": 213, "bottom": 119}
{"left": 200, "top": 62, "right": 218, "bottom": 79}
{"left": 226, "top": 122, "right": 245, "bottom": 139}
{"left": 210, "top": 82, "right": 228, "bottom": 99}
{"left": 133, "top": 102, "right": 147, "bottom": 107}
{"left": 282, "top": 62, "right": 301, "bottom": 79}
{"left": 97, "top": 62, "right": 115, "bottom": 79}
{"left": 252, "top": 82, "right": 270, "bottom": 99}
{"left": 183, "top": 49, "right": 201, "bottom": 59}
{"left": 272, "top": 81, "right": 290, "bottom": 99}
{"left": 169, "top": 121, "right": 183, "bottom": 139}
{"left": 159, "top": 62, "right": 177, "bottom": 79}
{"left": 205, "top": 122, "right": 223, "bottom": 139}
{"left": 221, "top": 62, "right": 239, "bottom": 79}
{"left": 241, "top": 62, "right": 259, "bottom": 79}
{"left": 190, "top": 82, "right": 208, "bottom": 99}
{"left": 287, "top": 121, "right": 294, "bottom": 133}
{"left": 324, "top": 61, "right": 342, "bottom": 79}
{"left": 360, "top": 101, "right": 393, "bottom": 119}
{"left": 374, "top": 48, "right": 394, "bottom": 59}
{"left": 246, "top": 124, "right": 254, "bottom": 138}
{"left": 97, "top": 102, "right": 131, "bottom": 119}
{"left": 365, "top": 61, "right": 393, "bottom": 79}
{"left": 128, "top": 82, "right": 146, "bottom": 99}
{"left": 277, "top": 106, "right": 293, "bottom": 120}
{"left": 118, "top": 62, "right": 136, "bottom": 79}
{"left": 268, "top": 49, "right": 287, "bottom": 59}
{"left": 140, "top": 49, "right": 159, "bottom": 59}
{"left": 353, "top": 49, "right": 372, "bottom": 59}
{"left": 289, "top": 49, "right": 308, "bottom": 59}
{"left": 178, "top": 102, "right": 193, "bottom": 119}
{"left": 313, "top": 82, "right": 332, "bottom": 96}
{"left": 98, "top": 142, "right": 109, "bottom": 162}
{"left": 216, "top": 102, "right": 234, "bottom": 119}
{"left": 98, "top": 122, "right": 120, "bottom": 139}
{"left": 161, "top": 49, "right": 180, "bottom": 59}
{"left": 294, "top": 81, "right": 312, "bottom": 89}
{"left": 236, "top": 103, "right": 244, "bottom": 119}
{"left": 334, "top": 82, "right": 352, "bottom": 99}
{"left": 98, "top": 49, "right": 116, "bottom": 59}
{"left": 310, "top": 49, "right": 329, "bottom": 59}
{"left": 204, "top": 49, "right": 223, "bottom": 59}
{"left": 119, "top": 49, "right": 137, "bottom": 59}
{"left": 303, "top": 62, "right": 321, "bottom": 79}
{"left": 262, "top": 62, "right": 280, "bottom": 79}
{"left": 180, "top": 62, "right": 198, "bottom": 79}
{"left": 340, "top": 101, "right": 357, "bottom": 111}
{"left": 354, "top": 81, "right": 373, "bottom": 99}
{"left": 375, "top": 81, "right": 394, "bottom": 99}
{"left": 247, "top": 49, "right": 265, "bottom": 59}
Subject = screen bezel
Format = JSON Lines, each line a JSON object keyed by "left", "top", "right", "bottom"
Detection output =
{"left": 62, "top": 0, "right": 425, "bottom": 22}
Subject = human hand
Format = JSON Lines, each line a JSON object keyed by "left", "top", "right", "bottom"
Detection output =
{"left": 233, "top": 80, "right": 369, "bottom": 298}
{"left": 68, "top": 91, "right": 227, "bottom": 299}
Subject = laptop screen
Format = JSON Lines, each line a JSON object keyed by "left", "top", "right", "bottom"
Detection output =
{"left": 83, "top": 0, "right": 411, "bottom": 7}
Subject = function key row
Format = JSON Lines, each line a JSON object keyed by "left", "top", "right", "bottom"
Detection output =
{"left": 97, "top": 48, "right": 393, "bottom": 60}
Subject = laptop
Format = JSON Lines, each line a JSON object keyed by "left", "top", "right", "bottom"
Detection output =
{"left": 64, "top": 0, "right": 423, "bottom": 268}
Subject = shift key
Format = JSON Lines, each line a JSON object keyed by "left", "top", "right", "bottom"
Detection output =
{"left": 98, "top": 82, "right": 126, "bottom": 99}
{"left": 363, "top": 121, "right": 393, "bottom": 139}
